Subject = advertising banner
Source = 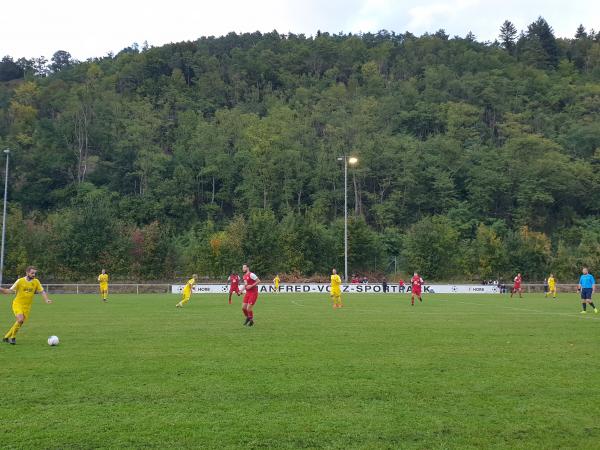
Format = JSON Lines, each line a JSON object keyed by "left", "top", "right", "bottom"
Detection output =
{"left": 171, "top": 284, "right": 500, "bottom": 294}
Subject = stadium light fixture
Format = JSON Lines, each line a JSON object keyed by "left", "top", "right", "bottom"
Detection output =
{"left": 348, "top": 157, "right": 358, "bottom": 165}
{"left": 0, "top": 148, "right": 10, "bottom": 287}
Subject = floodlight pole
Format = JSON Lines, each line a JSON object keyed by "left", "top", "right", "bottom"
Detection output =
{"left": 0, "top": 149, "right": 10, "bottom": 287}
{"left": 344, "top": 156, "right": 348, "bottom": 283}
{"left": 338, "top": 155, "right": 357, "bottom": 283}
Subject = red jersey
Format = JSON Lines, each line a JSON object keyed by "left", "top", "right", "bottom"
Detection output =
{"left": 411, "top": 276, "right": 423, "bottom": 288}
{"left": 243, "top": 272, "right": 259, "bottom": 293}
{"left": 228, "top": 274, "right": 240, "bottom": 287}
{"left": 398, "top": 280, "right": 405, "bottom": 287}
{"left": 513, "top": 276, "right": 522, "bottom": 288}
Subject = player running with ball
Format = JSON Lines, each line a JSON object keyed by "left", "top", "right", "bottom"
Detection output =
{"left": 1, "top": 266, "right": 52, "bottom": 345}
{"left": 241, "top": 264, "right": 260, "bottom": 326}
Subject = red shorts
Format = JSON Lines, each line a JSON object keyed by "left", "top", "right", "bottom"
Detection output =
{"left": 243, "top": 290, "right": 258, "bottom": 305}
{"left": 513, "top": 284, "right": 521, "bottom": 290}
{"left": 412, "top": 287, "right": 421, "bottom": 296}
{"left": 230, "top": 286, "right": 240, "bottom": 294}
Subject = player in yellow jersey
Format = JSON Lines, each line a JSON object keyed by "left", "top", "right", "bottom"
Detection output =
{"left": 273, "top": 274, "right": 280, "bottom": 291}
{"left": 98, "top": 269, "right": 109, "bottom": 302}
{"left": 546, "top": 274, "right": 557, "bottom": 299}
{"left": 330, "top": 268, "right": 343, "bottom": 308}
{"left": 1, "top": 266, "right": 52, "bottom": 345}
{"left": 176, "top": 274, "right": 197, "bottom": 308}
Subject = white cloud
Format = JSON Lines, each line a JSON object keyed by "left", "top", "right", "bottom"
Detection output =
{"left": 408, "top": 0, "right": 480, "bottom": 30}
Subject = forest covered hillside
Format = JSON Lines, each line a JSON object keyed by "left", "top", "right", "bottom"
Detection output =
{"left": 1, "top": 17, "right": 600, "bottom": 281}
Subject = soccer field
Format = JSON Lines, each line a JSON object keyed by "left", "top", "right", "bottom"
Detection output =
{"left": 1, "top": 293, "right": 599, "bottom": 449}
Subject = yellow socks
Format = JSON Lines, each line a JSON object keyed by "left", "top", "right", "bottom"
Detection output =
{"left": 4, "top": 321, "right": 22, "bottom": 339}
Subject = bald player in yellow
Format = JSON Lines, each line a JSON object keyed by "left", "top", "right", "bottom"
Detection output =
{"left": 2, "top": 266, "right": 52, "bottom": 345}
{"left": 98, "top": 269, "right": 109, "bottom": 302}
{"left": 176, "top": 274, "right": 197, "bottom": 308}
{"left": 330, "top": 268, "right": 343, "bottom": 308}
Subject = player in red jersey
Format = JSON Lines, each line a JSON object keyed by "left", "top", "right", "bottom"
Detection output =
{"left": 398, "top": 279, "right": 405, "bottom": 293}
{"left": 411, "top": 272, "right": 424, "bottom": 306}
{"left": 227, "top": 272, "right": 241, "bottom": 304}
{"left": 510, "top": 273, "right": 523, "bottom": 298}
{"left": 241, "top": 264, "right": 260, "bottom": 327}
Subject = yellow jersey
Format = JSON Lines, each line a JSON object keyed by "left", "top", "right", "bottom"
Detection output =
{"left": 274, "top": 276, "right": 280, "bottom": 286}
{"left": 330, "top": 274, "right": 342, "bottom": 294}
{"left": 548, "top": 277, "right": 556, "bottom": 288}
{"left": 98, "top": 274, "right": 109, "bottom": 285}
{"left": 183, "top": 278, "right": 195, "bottom": 296}
{"left": 11, "top": 277, "right": 44, "bottom": 307}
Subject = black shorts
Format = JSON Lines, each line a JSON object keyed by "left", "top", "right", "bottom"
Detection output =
{"left": 581, "top": 288, "right": 593, "bottom": 300}
{"left": 544, "top": 285, "right": 548, "bottom": 292}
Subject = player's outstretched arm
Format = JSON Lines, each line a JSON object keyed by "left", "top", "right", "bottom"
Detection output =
{"left": 41, "top": 291, "right": 52, "bottom": 304}
{"left": 0, "top": 287, "right": 13, "bottom": 295}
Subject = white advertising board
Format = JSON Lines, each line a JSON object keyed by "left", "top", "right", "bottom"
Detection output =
{"left": 171, "top": 284, "right": 499, "bottom": 294}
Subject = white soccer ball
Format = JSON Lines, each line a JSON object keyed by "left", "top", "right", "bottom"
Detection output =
{"left": 47, "top": 335, "right": 59, "bottom": 346}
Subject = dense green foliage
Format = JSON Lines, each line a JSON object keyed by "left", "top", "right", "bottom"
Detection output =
{"left": 2, "top": 18, "right": 600, "bottom": 281}
{"left": 2, "top": 292, "right": 600, "bottom": 448}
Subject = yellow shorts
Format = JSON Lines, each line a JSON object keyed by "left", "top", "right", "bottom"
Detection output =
{"left": 12, "top": 302, "right": 31, "bottom": 320}
{"left": 100, "top": 285, "right": 108, "bottom": 293}
{"left": 331, "top": 291, "right": 341, "bottom": 298}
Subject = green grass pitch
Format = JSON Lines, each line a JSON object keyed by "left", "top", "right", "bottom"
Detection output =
{"left": 1, "top": 292, "right": 600, "bottom": 449}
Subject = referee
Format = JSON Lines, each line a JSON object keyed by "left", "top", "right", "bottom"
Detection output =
{"left": 578, "top": 267, "right": 598, "bottom": 314}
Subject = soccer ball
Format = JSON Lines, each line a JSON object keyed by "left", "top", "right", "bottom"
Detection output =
{"left": 47, "top": 335, "right": 59, "bottom": 346}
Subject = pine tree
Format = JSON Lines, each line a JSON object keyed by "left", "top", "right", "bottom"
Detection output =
{"left": 525, "top": 16, "right": 560, "bottom": 68}
{"left": 575, "top": 24, "right": 587, "bottom": 39}
{"left": 499, "top": 20, "right": 518, "bottom": 53}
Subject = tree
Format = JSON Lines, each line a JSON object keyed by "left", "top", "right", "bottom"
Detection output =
{"left": 402, "top": 216, "right": 460, "bottom": 280}
{"left": 0, "top": 56, "right": 24, "bottom": 81}
{"left": 522, "top": 17, "right": 560, "bottom": 69}
{"left": 575, "top": 24, "right": 587, "bottom": 39}
{"left": 468, "top": 224, "right": 508, "bottom": 280}
{"left": 1, "top": 30, "right": 600, "bottom": 281}
{"left": 506, "top": 227, "right": 552, "bottom": 280}
{"left": 50, "top": 50, "right": 73, "bottom": 72}
{"left": 499, "top": 20, "right": 517, "bottom": 53}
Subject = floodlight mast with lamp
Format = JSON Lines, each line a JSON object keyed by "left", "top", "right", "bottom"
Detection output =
{"left": 337, "top": 155, "right": 358, "bottom": 283}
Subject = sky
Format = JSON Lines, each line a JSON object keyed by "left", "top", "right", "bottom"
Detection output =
{"left": 1, "top": 0, "right": 599, "bottom": 60}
